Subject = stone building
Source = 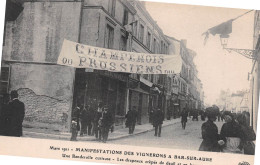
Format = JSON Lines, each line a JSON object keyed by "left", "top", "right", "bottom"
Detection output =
{"left": 1, "top": 0, "right": 174, "bottom": 131}
{"left": 2, "top": 0, "right": 82, "bottom": 131}
{"left": 126, "top": 0, "right": 170, "bottom": 124}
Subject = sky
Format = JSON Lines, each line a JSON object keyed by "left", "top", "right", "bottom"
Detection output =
{"left": 145, "top": 2, "right": 255, "bottom": 105}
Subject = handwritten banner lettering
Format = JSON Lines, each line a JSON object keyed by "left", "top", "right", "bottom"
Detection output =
{"left": 57, "top": 39, "right": 182, "bottom": 74}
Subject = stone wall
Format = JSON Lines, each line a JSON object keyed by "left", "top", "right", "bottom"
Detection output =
{"left": 3, "top": 1, "right": 82, "bottom": 131}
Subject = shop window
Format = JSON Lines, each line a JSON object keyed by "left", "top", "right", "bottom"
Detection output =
{"left": 104, "top": 24, "right": 114, "bottom": 49}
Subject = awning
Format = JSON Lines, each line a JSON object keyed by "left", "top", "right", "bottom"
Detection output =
{"left": 140, "top": 76, "right": 153, "bottom": 87}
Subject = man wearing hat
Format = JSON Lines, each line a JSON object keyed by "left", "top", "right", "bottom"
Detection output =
{"left": 8, "top": 90, "right": 25, "bottom": 137}
{"left": 100, "top": 105, "right": 113, "bottom": 143}
{"left": 153, "top": 108, "right": 164, "bottom": 137}
{"left": 125, "top": 106, "right": 138, "bottom": 134}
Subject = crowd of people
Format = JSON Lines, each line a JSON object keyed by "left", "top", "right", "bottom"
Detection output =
{"left": 71, "top": 104, "right": 167, "bottom": 141}
{"left": 0, "top": 90, "right": 25, "bottom": 137}
{"left": 0, "top": 92, "right": 256, "bottom": 155}
{"left": 199, "top": 107, "right": 256, "bottom": 155}
{"left": 70, "top": 102, "right": 113, "bottom": 143}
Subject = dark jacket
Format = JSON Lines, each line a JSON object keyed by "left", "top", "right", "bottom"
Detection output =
{"left": 220, "top": 121, "right": 242, "bottom": 142}
{"left": 80, "top": 109, "right": 93, "bottom": 124}
{"left": 199, "top": 120, "right": 221, "bottom": 152}
{"left": 94, "top": 110, "right": 102, "bottom": 124}
{"left": 125, "top": 110, "right": 138, "bottom": 124}
{"left": 101, "top": 111, "right": 113, "bottom": 128}
{"left": 240, "top": 125, "right": 256, "bottom": 155}
{"left": 8, "top": 99, "right": 25, "bottom": 137}
{"left": 153, "top": 110, "right": 164, "bottom": 126}
{"left": 181, "top": 111, "right": 188, "bottom": 122}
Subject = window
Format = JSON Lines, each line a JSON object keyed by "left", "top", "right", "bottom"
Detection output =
{"left": 146, "top": 32, "right": 151, "bottom": 49}
{"left": 133, "top": 21, "right": 138, "bottom": 37}
{"left": 0, "top": 66, "right": 10, "bottom": 95}
{"left": 158, "top": 75, "right": 164, "bottom": 85}
{"left": 108, "top": 0, "right": 116, "bottom": 17}
{"left": 153, "top": 38, "right": 156, "bottom": 53}
{"left": 119, "top": 35, "right": 127, "bottom": 51}
{"left": 104, "top": 24, "right": 114, "bottom": 49}
{"left": 122, "top": 9, "right": 128, "bottom": 26}
{"left": 161, "top": 41, "right": 164, "bottom": 54}
{"left": 139, "top": 24, "right": 144, "bottom": 43}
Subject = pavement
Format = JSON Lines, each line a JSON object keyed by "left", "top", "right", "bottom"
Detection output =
{"left": 23, "top": 118, "right": 181, "bottom": 141}
{"left": 110, "top": 119, "right": 225, "bottom": 150}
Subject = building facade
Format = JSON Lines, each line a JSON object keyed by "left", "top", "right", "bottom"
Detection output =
{"left": 0, "top": 0, "right": 173, "bottom": 131}
{"left": 166, "top": 36, "right": 204, "bottom": 117}
{"left": 1, "top": 0, "right": 204, "bottom": 131}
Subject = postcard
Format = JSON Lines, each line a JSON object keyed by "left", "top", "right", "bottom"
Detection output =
{"left": 0, "top": 0, "right": 259, "bottom": 165}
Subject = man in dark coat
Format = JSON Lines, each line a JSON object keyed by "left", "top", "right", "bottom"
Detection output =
{"left": 125, "top": 106, "right": 138, "bottom": 134}
{"left": 94, "top": 102, "right": 103, "bottom": 140}
{"left": 199, "top": 110, "right": 222, "bottom": 152}
{"left": 8, "top": 90, "right": 25, "bottom": 137}
{"left": 80, "top": 106, "right": 93, "bottom": 136}
{"left": 153, "top": 108, "right": 164, "bottom": 137}
{"left": 181, "top": 108, "right": 188, "bottom": 129}
{"left": 100, "top": 106, "right": 113, "bottom": 143}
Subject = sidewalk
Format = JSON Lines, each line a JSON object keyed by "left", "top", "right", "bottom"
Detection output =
{"left": 23, "top": 118, "right": 181, "bottom": 141}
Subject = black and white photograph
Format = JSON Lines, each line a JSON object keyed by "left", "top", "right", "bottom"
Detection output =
{"left": 0, "top": 0, "right": 259, "bottom": 165}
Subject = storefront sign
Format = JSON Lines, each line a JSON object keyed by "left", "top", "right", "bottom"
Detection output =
{"left": 57, "top": 39, "right": 182, "bottom": 74}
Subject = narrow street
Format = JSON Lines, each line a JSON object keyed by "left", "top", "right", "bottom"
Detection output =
{"left": 110, "top": 119, "right": 224, "bottom": 151}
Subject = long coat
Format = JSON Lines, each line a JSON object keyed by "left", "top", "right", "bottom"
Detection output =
{"left": 125, "top": 110, "right": 138, "bottom": 126}
{"left": 101, "top": 111, "right": 113, "bottom": 128}
{"left": 181, "top": 111, "right": 188, "bottom": 122}
{"left": 153, "top": 110, "right": 164, "bottom": 126}
{"left": 199, "top": 120, "right": 221, "bottom": 152}
{"left": 8, "top": 99, "right": 25, "bottom": 137}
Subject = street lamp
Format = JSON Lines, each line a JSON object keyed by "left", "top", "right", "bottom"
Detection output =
{"left": 219, "top": 34, "right": 256, "bottom": 60}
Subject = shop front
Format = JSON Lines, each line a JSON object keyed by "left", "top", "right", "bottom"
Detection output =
{"left": 128, "top": 77, "right": 150, "bottom": 125}
{"left": 72, "top": 69, "right": 129, "bottom": 127}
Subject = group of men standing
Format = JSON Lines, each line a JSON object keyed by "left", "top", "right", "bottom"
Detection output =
{"left": 125, "top": 107, "right": 164, "bottom": 137}
{"left": 0, "top": 90, "right": 25, "bottom": 137}
{"left": 70, "top": 102, "right": 113, "bottom": 143}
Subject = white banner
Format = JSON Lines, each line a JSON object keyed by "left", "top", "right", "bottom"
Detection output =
{"left": 57, "top": 39, "right": 182, "bottom": 74}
